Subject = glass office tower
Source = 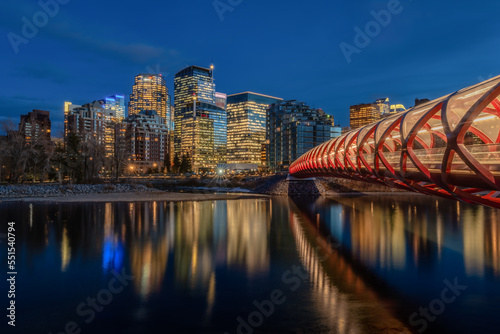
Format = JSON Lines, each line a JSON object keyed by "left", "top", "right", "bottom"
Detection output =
{"left": 129, "top": 74, "right": 168, "bottom": 119}
{"left": 227, "top": 92, "right": 282, "bottom": 168}
{"left": 174, "top": 65, "right": 226, "bottom": 172}
{"left": 179, "top": 102, "right": 227, "bottom": 171}
{"left": 268, "top": 100, "right": 334, "bottom": 172}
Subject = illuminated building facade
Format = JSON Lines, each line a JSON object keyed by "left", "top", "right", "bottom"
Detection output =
{"left": 268, "top": 100, "right": 334, "bottom": 172}
{"left": 332, "top": 125, "right": 342, "bottom": 138}
{"left": 124, "top": 111, "right": 169, "bottom": 171}
{"left": 227, "top": 92, "right": 282, "bottom": 168}
{"left": 179, "top": 102, "right": 227, "bottom": 171}
{"left": 64, "top": 101, "right": 79, "bottom": 138}
{"left": 19, "top": 109, "right": 51, "bottom": 145}
{"left": 374, "top": 98, "right": 390, "bottom": 115}
{"left": 174, "top": 66, "right": 215, "bottom": 156}
{"left": 129, "top": 74, "right": 168, "bottom": 119}
{"left": 350, "top": 103, "right": 381, "bottom": 130}
{"left": 352, "top": 99, "right": 407, "bottom": 128}
{"left": 389, "top": 104, "right": 406, "bottom": 114}
{"left": 100, "top": 94, "right": 126, "bottom": 120}
{"left": 65, "top": 101, "right": 118, "bottom": 157}
{"left": 174, "top": 65, "right": 226, "bottom": 171}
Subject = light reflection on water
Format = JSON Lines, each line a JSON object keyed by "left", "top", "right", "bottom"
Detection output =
{"left": 3, "top": 195, "right": 500, "bottom": 333}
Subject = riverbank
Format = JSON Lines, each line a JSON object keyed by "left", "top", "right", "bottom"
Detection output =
{"left": 0, "top": 175, "right": 411, "bottom": 202}
{"left": 0, "top": 191, "right": 269, "bottom": 203}
{"left": 0, "top": 183, "right": 156, "bottom": 198}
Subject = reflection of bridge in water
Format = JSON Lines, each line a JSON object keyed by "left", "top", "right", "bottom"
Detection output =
{"left": 287, "top": 197, "right": 411, "bottom": 334}
{"left": 290, "top": 76, "right": 500, "bottom": 208}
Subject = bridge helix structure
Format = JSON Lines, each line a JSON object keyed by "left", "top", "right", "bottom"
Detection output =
{"left": 289, "top": 75, "right": 500, "bottom": 208}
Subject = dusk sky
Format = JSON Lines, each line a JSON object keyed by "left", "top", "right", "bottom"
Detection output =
{"left": 1, "top": 0, "right": 500, "bottom": 135}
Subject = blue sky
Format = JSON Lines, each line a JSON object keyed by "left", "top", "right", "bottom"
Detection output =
{"left": 1, "top": 0, "right": 500, "bottom": 135}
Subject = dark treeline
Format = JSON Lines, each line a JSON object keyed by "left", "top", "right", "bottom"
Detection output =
{"left": 0, "top": 122, "right": 194, "bottom": 184}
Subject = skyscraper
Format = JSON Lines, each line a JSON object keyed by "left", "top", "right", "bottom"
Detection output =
{"left": 227, "top": 92, "right": 282, "bottom": 168}
{"left": 19, "top": 109, "right": 51, "bottom": 145}
{"left": 268, "top": 100, "right": 334, "bottom": 172}
{"left": 129, "top": 74, "right": 168, "bottom": 119}
{"left": 174, "top": 65, "right": 226, "bottom": 172}
{"left": 100, "top": 95, "right": 126, "bottom": 120}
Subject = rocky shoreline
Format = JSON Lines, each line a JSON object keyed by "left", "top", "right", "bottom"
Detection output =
{"left": 0, "top": 175, "right": 410, "bottom": 201}
{"left": 0, "top": 184, "right": 156, "bottom": 198}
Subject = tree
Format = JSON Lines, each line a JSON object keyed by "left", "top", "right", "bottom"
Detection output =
{"left": 25, "top": 137, "right": 53, "bottom": 182}
{"left": 50, "top": 142, "right": 67, "bottom": 184}
{"left": 164, "top": 151, "right": 172, "bottom": 173}
{"left": 172, "top": 153, "right": 181, "bottom": 174}
{"left": 180, "top": 153, "right": 192, "bottom": 174}
{"left": 0, "top": 121, "right": 30, "bottom": 183}
{"left": 81, "top": 135, "right": 105, "bottom": 183}
{"left": 65, "top": 132, "right": 84, "bottom": 183}
{"left": 111, "top": 124, "right": 130, "bottom": 179}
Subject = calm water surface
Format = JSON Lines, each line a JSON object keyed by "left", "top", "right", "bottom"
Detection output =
{"left": 1, "top": 196, "right": 500, "bottom": 333}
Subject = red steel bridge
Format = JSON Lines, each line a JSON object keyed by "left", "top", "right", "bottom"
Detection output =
{"left": 289, "top": 76, "right": 500, "bottom": 208}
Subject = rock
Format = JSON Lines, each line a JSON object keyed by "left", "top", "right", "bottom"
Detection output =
{"left": 0, "top": 183, "right": 159, "bottom": 198}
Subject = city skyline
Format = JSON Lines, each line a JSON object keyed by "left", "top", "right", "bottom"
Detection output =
{"left": 2, "top": 1, "right": 500, "bottom": 133}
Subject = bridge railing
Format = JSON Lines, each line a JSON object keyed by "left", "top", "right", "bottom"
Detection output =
{"left": 290, "top": 75, "right": 500, "bottom": 208}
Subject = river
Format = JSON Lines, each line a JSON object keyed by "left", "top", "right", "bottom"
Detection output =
{"left": 1, "top": 195, "right": 499, "bottom": 333}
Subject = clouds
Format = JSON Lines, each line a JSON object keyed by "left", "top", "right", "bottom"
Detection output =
{"left": 43, "top": 21, "right": 176, "bottom": 64}
{"left": 0, "top": 0, "right": 182, "bottom": 65}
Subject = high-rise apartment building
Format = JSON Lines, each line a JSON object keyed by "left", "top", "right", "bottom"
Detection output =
{"left": 65, "top": 101, "right": 118, "bottom": 157}
{"left": 268, "top": 100, "right": 334, "bottom": 172}
{"left": 227, "top": 92, "right": 282, "bottom": 168}
{"left": 100, "top": 95, "right": 126, "bottom": 120}
{"left": 129, "top": 74, "right": 168, "bottom": 119}
{"left": 174, "top": 65, "right": 227, "bottom": 172}
{"left": 123, "top": 111, "right": 169, "bottom": 172}
{"left": 19, "top": 109, "right": 51, "bottom": 145}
